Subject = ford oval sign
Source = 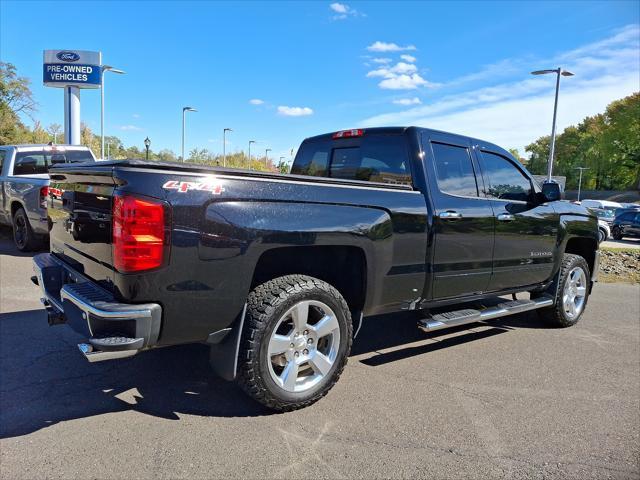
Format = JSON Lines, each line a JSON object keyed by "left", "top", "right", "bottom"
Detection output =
{"left": 56, "top": 51, "right": 80, "bottom": 62}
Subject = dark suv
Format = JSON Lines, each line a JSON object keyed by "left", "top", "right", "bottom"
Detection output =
{"left": 612, "top": 210, "right": 640, "bottom": 240}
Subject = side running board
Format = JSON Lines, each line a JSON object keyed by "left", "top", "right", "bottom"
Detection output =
{"left": 418, "top": 296, "right": 554, "bottom": 333}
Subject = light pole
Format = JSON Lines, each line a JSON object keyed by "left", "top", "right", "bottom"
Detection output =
{"left": 265, "top": 148, "right": 271, "bottom": 167}
{"left": 223, "top": 128, "right": 232, "bottom": 167}
{"left": 100, "top": 65, "right": 125, "bottom": 159}
{"left": 181, "top": 106, "right": 197, "bottom": 162}
{"left": 248, "top": 140, "right": 256, "bottom": 170}
{"left": 574, "top": 166, "right": 589, "bottom": 201}
{"left": 531, "top": 67, "right": 574, "bottom": 181}
{"left": 144, "top": 137, "right": 150, "bottom": 161}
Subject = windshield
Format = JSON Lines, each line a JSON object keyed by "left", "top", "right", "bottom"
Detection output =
{"left": 594, "top": 209, "right": 614, "bottom": 219}
{"left": 13, "top": 150, "right": 94, "bottom": 175}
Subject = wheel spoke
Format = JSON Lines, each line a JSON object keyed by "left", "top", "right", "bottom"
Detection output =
{"left": 576, "top": 286, "right": 586, "bottom": 297}
{"left": 310, "top": 314, "right": 339, "bottom": 339}
{"left": 291, "top": 301, "right": 309, "bottom": 332}
{"left": 309, "top": 351, "right": 332, "bottom": 376}
{"left": 280, "top": 361, "right": 299, "bottom": 390}
{"left": 269, "top": 334, "right": 292, "bottom": 356}
{"left": 569, "top": 301, "right": 577, "bottom": 316}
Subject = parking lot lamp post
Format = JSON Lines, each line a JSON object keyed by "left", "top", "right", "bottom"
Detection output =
{"left": 248, "top": 140, "right": 256, "bottom": 170}
{"left": 531, "top": 68, "right": 574, "bottom": 181}
{"left": 574, "top": 166, "right": 589, "bottom": 201}
{"left": 223, "top": 128, "right": 232, "bottom": 167}
{"left": 181, "top": 107, "right": 197, "bottom": 162}
{"left": 265, "top": 148, "right": 271, "bottom": 167}
{"left": 100, "top": 65, "right": 125, "bottom": 159}
{"left": 144, "top": 137, "right": 150, "bottom": 161}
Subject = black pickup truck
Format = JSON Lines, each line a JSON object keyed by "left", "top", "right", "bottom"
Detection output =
{"left": 33, "top": 127, "right": 599, "bottom": 411}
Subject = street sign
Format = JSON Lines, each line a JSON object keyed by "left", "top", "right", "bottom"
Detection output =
{"left": 43, "top": 50, "right": 102, "bottom": 88}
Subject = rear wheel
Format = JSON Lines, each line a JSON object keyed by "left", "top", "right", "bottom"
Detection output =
{"left": 538, "top": 253, "right": 590, "bottom": 327}
{"left": 12, "top": 207, "right": 40, "bottom": 252}
{"left": 237, "top": 275, "right": 352, "bottom": 411}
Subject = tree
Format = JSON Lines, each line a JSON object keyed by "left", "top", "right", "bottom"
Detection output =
{"left": 47, "top": 123, "right": 62, "bottom": 143}
{"left": 0, "top": 62, "right": 35, "bottom": 144}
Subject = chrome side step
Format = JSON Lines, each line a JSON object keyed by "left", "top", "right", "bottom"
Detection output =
{"left": 78, "top": 343, "right": 138, "bottom": 363}
{"left": 418, "top": 296, "right": 554, "bottom": 333}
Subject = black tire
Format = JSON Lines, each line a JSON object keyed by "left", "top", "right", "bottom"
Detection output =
{"left": 12, "top": 207, "right": 40, "bottom": 252}
{"left": 237, "top": 275, "right": 353, "bottom": 411}
{"left": 598, "top": 228, "right": 606, "bottom": 243}
{"left": 612, "top": 227, "right": 623, "bottom": 241}
{"left": 538, "top": 253, "right": 590, "bottom": 328}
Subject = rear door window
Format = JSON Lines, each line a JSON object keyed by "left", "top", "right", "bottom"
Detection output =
{"left": 12, "top": 150, "right": 94, "bottom": 175}
{"left": 430, "top": 142, "right": 479, "bottom": 197}
{"left": 291, "top": 134, "right": 411, "bottom": 186}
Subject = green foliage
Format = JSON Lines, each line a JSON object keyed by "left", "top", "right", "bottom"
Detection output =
{"left": 525, "top": 92, "right": 639, "bottom": 190}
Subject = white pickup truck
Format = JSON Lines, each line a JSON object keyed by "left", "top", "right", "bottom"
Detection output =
{"left": 0, "top": 144, "right": 95, "bottom": 250}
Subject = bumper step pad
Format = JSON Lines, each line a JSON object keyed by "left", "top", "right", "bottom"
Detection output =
{"left": 89, "top": 336, "right": 144, "bottom": 351}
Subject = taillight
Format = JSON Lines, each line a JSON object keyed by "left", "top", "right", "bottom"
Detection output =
{"left": 39, "top": 186, "right": 49, "bottom": 209}
{"left": 332, "top": 129, "right": 364, "bottom": 139}
{"left": 112, "top": 194, "right": 167, "bottom": 273}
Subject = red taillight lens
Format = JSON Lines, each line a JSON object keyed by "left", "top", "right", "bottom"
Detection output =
{"left": 112, "top": 194, "right": 166, "bottom": 273}
{"left": 39, "top": 186, "right": 49, "bottom": 209}
{"left": 332, "top": 129, "right": 364, "bottom": 139}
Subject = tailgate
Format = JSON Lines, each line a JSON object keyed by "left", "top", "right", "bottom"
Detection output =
{"left": 48, "top": 166, "right": 116, "bottom": 289}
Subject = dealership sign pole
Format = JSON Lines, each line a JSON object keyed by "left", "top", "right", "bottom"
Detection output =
{"left": 43, "top": 50, "right": 102, "bottom": 145}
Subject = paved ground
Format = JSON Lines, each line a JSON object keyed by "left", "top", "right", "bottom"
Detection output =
{"left": 0, "top": 231, "right": 638, "bottom": 479}
{"left": 601, "top": 238, "right": 640, "bottom": 250}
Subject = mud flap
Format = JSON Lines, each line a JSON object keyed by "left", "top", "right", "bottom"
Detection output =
{"left": 208, "top": 304, "right": 247, "bottom": 381}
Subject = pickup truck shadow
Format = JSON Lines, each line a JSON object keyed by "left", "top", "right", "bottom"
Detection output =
{"left": 0, "top": 228, "right": 42, "bottom": 257}
{"left": 0, "top": 307, "right": 546, "bottom": 439}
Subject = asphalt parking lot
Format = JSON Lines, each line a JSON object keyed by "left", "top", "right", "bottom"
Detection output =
{"left": 0, "top": 230, "right": 638, "bottom": 479}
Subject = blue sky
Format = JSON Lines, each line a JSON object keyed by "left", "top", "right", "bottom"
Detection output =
{"left": 2, "top": 1, "right": 639, "bottom": 160}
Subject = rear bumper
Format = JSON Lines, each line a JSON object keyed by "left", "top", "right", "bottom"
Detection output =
{"left": 33, "top": 253, "right": 162, "bottom": 362}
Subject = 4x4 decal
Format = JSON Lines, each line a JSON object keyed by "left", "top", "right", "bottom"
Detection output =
{"left": 162, "top": 180, "right": 225, "bottom": 194}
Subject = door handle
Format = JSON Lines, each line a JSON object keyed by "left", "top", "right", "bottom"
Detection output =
{"left": 497, "top": 213, "right": 515, "bottom": 222}
{"left": 438, "top": 211, "right": 462, "bottom": 219}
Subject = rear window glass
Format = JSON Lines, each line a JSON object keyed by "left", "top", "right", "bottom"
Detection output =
{"left": 291, "top": 134, "right": 411, "bottom": 186}
{"left": 13, "top": 150, "right": 93, "bottom": 175}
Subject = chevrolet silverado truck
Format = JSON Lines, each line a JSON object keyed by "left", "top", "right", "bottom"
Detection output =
{"left": 32, "top": 127, "right": 599, "bottom": 411}
{"left": 0, "top": 144, "right": 96, "bottom": 251}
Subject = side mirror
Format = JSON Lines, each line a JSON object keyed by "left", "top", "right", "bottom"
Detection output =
{"left": 541, "top": 181, "right": 563, "bottom": 202}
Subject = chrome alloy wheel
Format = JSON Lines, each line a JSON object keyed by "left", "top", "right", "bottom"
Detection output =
{"left": 267, "top": 300, "right": 341, "bottom": 393}
{"left": 563, "top": 266, "right": 587, "bottom": 319}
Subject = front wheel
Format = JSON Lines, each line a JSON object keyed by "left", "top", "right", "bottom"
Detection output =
{"left": 237, "top": 275, "right": 352, "bottom": 411}
{"left": 612, "top": 227, "right": 623, "bottom": 241}
{"left": 538, "top": 253, "right": 590, "bottom": 327}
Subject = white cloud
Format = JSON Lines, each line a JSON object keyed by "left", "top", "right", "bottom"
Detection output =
{"left": 277, "top": 106, "right": 314, "bottom": 116}
{"left": 329, "top": 2, "right": 362, "bottom": 20}
{"left": 359, "top": 25, "right": 640, "bottom": 151}
{"left": 132, "top": 113, "right": 141, "bottom": 118}
{"left": 330, "top": 2, "right": 348, "bottom": 13}
{"left": 372, "top": 57, "right": 392, "bottom": 64}
{"left": 366, "top": 41, "right": 416, "bottom": 52}
{"left": 366, "top": 62, "right": 417, "bottom": 78}
{"left": 249, "top": 98, "right": 264, "bottom": 105}
{"left": 379, "top": 73, "right": 432, "bottom": 90}
{"left": 119, "top": 125, "right": 142, "bottom": 131}
{"left": 400, "top": 54, "right": 416, "bottom": 63}
{"left": 393, "top": 97, "right": 422, "bottom": 105}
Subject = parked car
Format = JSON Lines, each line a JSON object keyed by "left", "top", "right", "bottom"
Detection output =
{"left": 0, "top": 144, "right": 96, "bottom": 250}
{"left": 580, "top": 199, "right": 623, "bottom": 212}
{"left": 32, "top": 127, "right": 599, "bottom": 411}
{"left": 612, "top": 210, "right": 640, "bottom": 240}
{"left": 597, "top": 219, "right": 611, "bottom": 243}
